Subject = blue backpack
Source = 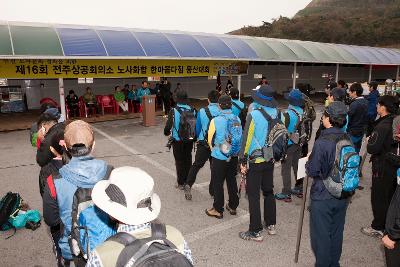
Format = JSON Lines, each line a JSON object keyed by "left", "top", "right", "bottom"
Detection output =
{"left": 322, "top": 134, "right": 360, "bottom": 198}
{"left": 220, "top": 115, "right": 242, "bottom": 157}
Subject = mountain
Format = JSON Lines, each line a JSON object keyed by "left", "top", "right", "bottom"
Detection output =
{"left": 230, "top": 0, "right": 400, "bottom": 47}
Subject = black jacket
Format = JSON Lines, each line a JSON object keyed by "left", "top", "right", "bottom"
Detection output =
{"left": 36, "top": 123, "right": 65, "bottom": 167}
{"left": 347, "top": 97, "right": 369, "bottom": 136}
{"left": 386, "top": 184, "right": 400, "bottom": 241}
{"left": 367, "top": 114, "right": 397, "bottom": 178}
{"left": 39, "top": 159, "right": 63, "bottom": 197}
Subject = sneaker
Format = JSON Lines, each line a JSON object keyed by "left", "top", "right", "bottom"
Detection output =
{"left": 225, "top": 204, "right": 237, "bottom": 215}
{"left": 184, "top": 185, "right": 192, "bottom": 200}
{"left": 239, "top": 230, "right": 263, "bottom": 242}
{"left": 361, "top": 226, "right": 384, "bottom": 238}
{"left": 175, "top": 183, "right": 184, "bottom": 190}
{"left": 205, "top": 208, "right": 223, "bottom": 219}
{"left": 266, "top": 224, "right": 277, "bottom": 235}
{"left": 275, "top": 193, "right": 292, "bottom": 202}
{"left": 291, "top": 187, "right": 303, "bottom": 198}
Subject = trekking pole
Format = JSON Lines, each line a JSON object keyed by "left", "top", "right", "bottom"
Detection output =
{"left": 294, "top": 175, "right": 310, "bottom": 263}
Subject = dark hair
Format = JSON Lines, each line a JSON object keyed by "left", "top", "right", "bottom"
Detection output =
{"left": 369, "top": 81, "right": 378, "bottom": 90}
{"left": 230, "top": 88, "right": 239, "bottom": 99}
{"left": 338, "top": 80, "right": 346, "bottom": 88}
{"left": 208, "top": 90, "right": 219, "bottom": 103}
{"left": 114, "top": 86, "right": 120, "bottom": 91}
{"left": 69, "top": 90, "right": 75, "bottom": 95}
{"left": 378, "top": 96, "right": 399, "bottom": 114}
{"left": 323, "top": 111, "right": 347, "bottom": 128}
{"left": 124, "top": 84, "right": 129, "bottom": 88}
{"left": 69, "top": 144, "right": 92, "bottom": 157}
{"left": 37, "top": 112, "right": 58, "bottom": 127}
{"left": 142, "top": 81, "right": 147, "bottom": 85}
{"left": 349, "top": 83, "right": 363, "bottom": 96}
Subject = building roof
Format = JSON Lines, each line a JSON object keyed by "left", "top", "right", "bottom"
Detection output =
{"left": 0, "top": 21, "right": 399, "bottom": 65}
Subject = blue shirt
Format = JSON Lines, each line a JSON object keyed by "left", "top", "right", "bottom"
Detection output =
{"left": 195, "top": 103, "right": 220, "bottom": 141}
{"left": 231, "top": 99, "right": 245, "bottom": 117}
{"left": 282, "top": 104, "right": 304, "bottom": 146}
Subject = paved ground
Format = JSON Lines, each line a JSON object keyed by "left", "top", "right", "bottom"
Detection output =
{"left": 0, "top": 106, "right": 387, "bottom": 267}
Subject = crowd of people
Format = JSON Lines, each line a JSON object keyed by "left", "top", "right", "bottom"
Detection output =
{"left": 32, "top": 76, "right": 400, "bottom": 266}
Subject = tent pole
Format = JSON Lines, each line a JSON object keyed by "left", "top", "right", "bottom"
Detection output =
{"left": 335, "top": 64, "right": 340, "bottom": 83}
{"left": 58, "top": 78, "right": 66, "bottom": 120}
{"left": 368, "top": 65, "right": 373, "bottom": 83}
{"left": 238, "top": 75, "right": 242, "bottom": 100}
{"left": 293, "top": 62, "right": 297, "bottom": 89}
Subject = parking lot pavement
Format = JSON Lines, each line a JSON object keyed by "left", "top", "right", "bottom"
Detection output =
{"left": 0, "top": 111, "right": 386, "bottom": 267}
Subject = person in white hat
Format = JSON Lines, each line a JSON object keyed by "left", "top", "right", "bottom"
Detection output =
{"left": 86, "top": 166, "right": 193, "bottom": 267}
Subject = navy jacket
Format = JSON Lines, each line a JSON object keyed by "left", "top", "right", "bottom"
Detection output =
{"left": 366, "top": 89, "right": 380, "bottom": 120}
{"left": 347, "top": 97, "right": 369, "bottom": 136}
{"left": 306, "top": 127, "right": 345, "bottom": 200}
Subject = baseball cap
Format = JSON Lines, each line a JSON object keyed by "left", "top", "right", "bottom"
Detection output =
{"left": 325, "top": 101, "right": 347, "bottom": 118}
{"left": 64, "top": 120, "right": 94, "bottom": 149}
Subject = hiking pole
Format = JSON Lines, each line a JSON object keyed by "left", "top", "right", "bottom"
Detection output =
{"left": 294, "top": 175, "right": 310, "bottom": 263}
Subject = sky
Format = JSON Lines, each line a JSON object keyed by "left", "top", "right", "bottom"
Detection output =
{"left": 0, "top": 0, "right": 312, "bottom": 34}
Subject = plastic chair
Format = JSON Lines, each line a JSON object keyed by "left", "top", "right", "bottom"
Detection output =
{"left": 100, "top": 95, "right": 115, "bottom": 115}
{"left": 78, "top": 97, "right": 88, "bottom": 118}
{"left": 40, "top": 98, "right": 59, "bottom": 108}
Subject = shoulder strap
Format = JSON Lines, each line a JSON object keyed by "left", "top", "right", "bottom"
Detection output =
{"left": 232, "top": 101, "right": 242, "bottom": 111}
{"left": 289, "top": 108, "right": 302, "bottom": 129}
{"left": 204, "top": 107, "right": 212, "bottom": 121}
{"left": 151, "top": 222, "right": 167, "bottom": 239}
{"left": 320, "top": 133, "right": 347, "bottom": 143}
{"left": 104, "top": 165, "right": 114, "bottom": 180}
{"left": 107, "top": 232, "right": 137, "bottom": 246}
{"left": 257, "top": 108, "right": 273, "bottom": 122}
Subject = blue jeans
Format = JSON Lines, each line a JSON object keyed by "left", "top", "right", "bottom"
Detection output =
{"left": 310, "top": 198, "right": 349, "bottom": 267}
{"left": 349, "top": 134, "right": 363, "bottom": 153}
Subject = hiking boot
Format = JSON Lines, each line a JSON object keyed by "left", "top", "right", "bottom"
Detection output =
{"left": 291, "top": 187, "right": 303, "bottom": 198}
{"left": 275, "top": 193, "right": 292, "bottom": 202}
{"left": 239, "top": 230, "right": 263, "bottom": 242}
{"left": 205, "top": 208, "right": 223, "bottom": 219}
{"left": 225, "top": 204, "right": 237, "bottom": 215}
{"left": 361, "top": 226, "right": 384, "bottom": 238}
{"left": 265, "top": 224, "right": 277, "bottom": 235}
{"left": 184, "top": 185, "right": 192, "bottom": 200}
{"left": 175, "top": 183, "right": 184, "bottom": 190}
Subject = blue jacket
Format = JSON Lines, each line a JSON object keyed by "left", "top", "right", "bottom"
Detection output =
{"left": 209, "top": 110, "right": 240, "bottom": 161}
{"left": 137, "top": 87, "right": 151, "bottom": 103}
{"left": 282, "top": 105, "right": 304, "bottom": 146}
{"left": 231, "top": 99, "right": 245, "bottom": 117}
{"left": 195, "top": 103, "right": 220, "bottom": 141}
{"left": 55, "top": 156, "right": 108, "bottom": 260}
{"left": 306, "top": 127, "right": 345, "bottom": 200}
{"left": 366, "top": 89, "right": 380, "bottom": 120}
{"left": 127, "top": 90, "right": 137, "bottom": 101}
{"left": 347, "top": 97, "right": 369, "bottom": 136}
{"left": 164, "top": 104, "right": 196, "bottom": 141}
{"left": 239, "top": 106, "right": 279, "bottom": 163}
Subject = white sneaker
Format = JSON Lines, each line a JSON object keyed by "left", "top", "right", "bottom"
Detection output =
{"left": 266, "top": 225, "right": 277, "bottom": 235}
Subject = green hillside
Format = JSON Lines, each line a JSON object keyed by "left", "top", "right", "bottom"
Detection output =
{"left": 230, "top": 0, "right": 400, "bottom": 47}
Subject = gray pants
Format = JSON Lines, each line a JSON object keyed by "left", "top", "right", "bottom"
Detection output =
{"left": 281, "top": 144, "right": 301, "bottom": 195}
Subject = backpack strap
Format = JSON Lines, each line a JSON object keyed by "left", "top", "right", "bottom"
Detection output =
{"left": 232, "top": 101, "right": 243, "bottom": 111}
{"left": 204, "top": 107, "right": 212, "bottom": 121}
{"left": 151, "top": 222, "right": 167, "bottom": 239}
{"left": 104, "top": 165, "right": 114, "bottom": 180}
{"left": 107, "top": 232, "right": 137, "bottom": 246}
{"left": 289, "top": 108, "right": 302, "bottom": 131}
{"left": 257, "top": 108, "right": 274, "bottom": 134}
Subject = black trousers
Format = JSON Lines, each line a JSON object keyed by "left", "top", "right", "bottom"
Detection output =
{"left": 172, "top": 141, "right": 193, "bottom": 186}
{"left": 186, "top": 142, "right": 211, "bottom": 187}
{"left": 212, "top": 157, "right": 239, "bottom": 213}
{"left": 162, "top": 97, "right": 171, "bottom": 115}
{"left": 385, "top": 242, "right": 400, "bottom": 267}
{"left": 247, "top": 161, "right": 276, "bottom": 232}
{"left": 371, "top": 169, "right": 397, "bottom": 231}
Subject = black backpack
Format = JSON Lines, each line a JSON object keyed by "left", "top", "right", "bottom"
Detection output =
{"left": 286, "top": 109, "right": 313, "bottom": 146}
{"left": 0, "top": 192, "right": 22, "bottom": 236}
{"left": 232, "top": 102, "right": 247, "bottom": 129}
{"left": 176, "top": 107, "right": 196, "bottom": 142}
{"left": 256, "top": 108, "right": 289, "bottom": 162}
{"left": 109, "top": 223, "right": 193, "bottom": 267}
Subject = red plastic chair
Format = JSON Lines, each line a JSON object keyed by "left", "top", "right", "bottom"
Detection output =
{"left": 78, "top": 97, "right": 87, "bottom": 118}
{"left": 40, "top": 97, "right": 59, "bottom": 108}
{"left": 100, "top": 95, "right": 115, "bottom": 115}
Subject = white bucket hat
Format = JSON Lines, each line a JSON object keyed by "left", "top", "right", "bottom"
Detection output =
{"left": 92, "top": 166, "right": 161, "bottom": 225}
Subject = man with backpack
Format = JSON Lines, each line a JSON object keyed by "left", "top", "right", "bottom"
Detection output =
{"left": 42, "top": 120, "right": 113, "bottom": 266}
{"left": 347, "top": 83, "right": 369, "bottom": 153}
{"left": 361, "top": 96, "right": 399, "bottom": 238}
{"left": 164, "top": 89, "right": 196, "bottom": 189}
{"left": 184, "top": 90, "right": 220, "bottom": 200}
{"left": 205, "top": 95, "right": 241, "bottom": 219}
{"left": 275, "top": 89, "right": 306, "bottom": 202}
{"left": 230, "top": 88, "right": 247, "bottom": 129}
{"left": 306, "top": 101, "right": 359, "bottom": 267}
{"left": 238, "top": 85, "right": 286, "bottom": 241}
{"left": 86, "top": 166, "right": 193, "bottom": 267}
